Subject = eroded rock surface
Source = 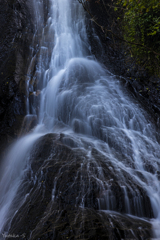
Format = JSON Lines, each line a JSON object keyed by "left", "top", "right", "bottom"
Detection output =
{"left": 86, "top": 0, "right": 160, "bottom": 122}
{"left": 0, "top": 0, "right": 33, "bottom": 156}
{"left": 5, "top": 134, "right": 152, "bottom": 240}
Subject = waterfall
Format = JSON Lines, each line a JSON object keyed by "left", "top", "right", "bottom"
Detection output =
{"left": 1, "top": 0, "right": 160, "bottom": 238}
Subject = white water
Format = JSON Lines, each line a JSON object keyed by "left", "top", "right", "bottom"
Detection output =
{"left": 1, "top": 0, "right": 160, "bottom": 238}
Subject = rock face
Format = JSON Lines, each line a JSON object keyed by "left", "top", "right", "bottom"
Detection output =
{"left": 0, "top": 1, "right": 157, "bottom": 239}
{"left": 5, "top": 134, "right": 152, "bottom": 239}
{"left": 1, "top": 0, "right": 159, "bottom": 159}
{"left": 86, "top": 0, "right": 160, "bottom": 122}
{"left": 0, "top": 0, "right": 33, "bottom": 156}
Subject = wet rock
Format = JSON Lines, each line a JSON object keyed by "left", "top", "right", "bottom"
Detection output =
{"left": 86, "top": 0, "right": 160, "bottom": 123}
{"left": 5, "top": 134, "right": 152, "bottom": 239}
{"left": 19, "top": 115, "right": 37, "bottom": 136}
{"left": 0, "top": 0, "right": 34, "bottom": 157}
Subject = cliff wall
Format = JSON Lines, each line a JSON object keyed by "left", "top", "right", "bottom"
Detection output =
{"left": 0, "top": 0, "right": 33, "bottom": 156}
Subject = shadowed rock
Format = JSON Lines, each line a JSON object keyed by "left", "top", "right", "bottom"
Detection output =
{"left": 4, "top": 133, "right": 152, "bottom": 239}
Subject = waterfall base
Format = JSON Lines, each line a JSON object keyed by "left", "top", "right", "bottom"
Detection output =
{"left": 3, "top": 133, "right": 152, "bottom": 240}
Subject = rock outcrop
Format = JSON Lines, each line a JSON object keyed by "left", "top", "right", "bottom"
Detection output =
{"left": 5, "top": 133, "right": 152, "bottom": 239}
{"left": 0, "top": 0, "right": 33, "bottom": 156}
{"left": 85, "top": 0, "right": 160, "bottom": 123}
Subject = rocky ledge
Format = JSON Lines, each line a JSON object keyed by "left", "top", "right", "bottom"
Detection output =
{"left": 3, "top": 133, "right": 152, "bottom": 240}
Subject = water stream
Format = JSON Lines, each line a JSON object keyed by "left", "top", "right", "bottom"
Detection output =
{"left": 0, "top": 0, "right": 160, "bottom": 239}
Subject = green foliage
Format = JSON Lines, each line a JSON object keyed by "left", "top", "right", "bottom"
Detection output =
{"left": 116, "top": 0, "right": 160, "bottom": 76}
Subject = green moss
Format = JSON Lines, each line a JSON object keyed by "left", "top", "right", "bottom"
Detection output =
{"left": 116, "top": 0, "right": 160, "bottom": 76}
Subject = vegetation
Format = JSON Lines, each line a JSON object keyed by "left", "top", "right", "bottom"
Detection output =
{"left": 80, "top": 0, "right": 160, "bottom": 77}
{"left": 116, "top": 0, "right": 160, "bottom": 76}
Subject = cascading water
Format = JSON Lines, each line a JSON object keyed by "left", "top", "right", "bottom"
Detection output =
{"left": 1, "top": 0, "right": 160, "bottom": 239}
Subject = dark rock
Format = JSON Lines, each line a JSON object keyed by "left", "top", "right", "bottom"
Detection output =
{"left": 19, "top": 115, "right": 37, "bottom": 136}
{"left": 5, "top": 134, "right": 152, "bottom": 239}
{"left": 0, "top": 1, "right": 157, "bottom": 239}
{"left": 86, "top": 0, "right": 160, "bottom": 124}
{"left": 0, "top": 0, "right": 34, "bottom": 157}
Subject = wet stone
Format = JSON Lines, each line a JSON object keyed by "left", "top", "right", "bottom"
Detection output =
{"left": 4, "top": 133, "right": 152, "bottom": 239}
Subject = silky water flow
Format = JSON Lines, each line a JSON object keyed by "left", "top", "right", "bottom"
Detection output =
{"left": 0, "top": 0, "right": 160, "bottom": 238}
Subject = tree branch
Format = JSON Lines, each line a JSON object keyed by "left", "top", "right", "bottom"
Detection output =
{"left": 78, "top": 0, "right": 160, "bottom": 57}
